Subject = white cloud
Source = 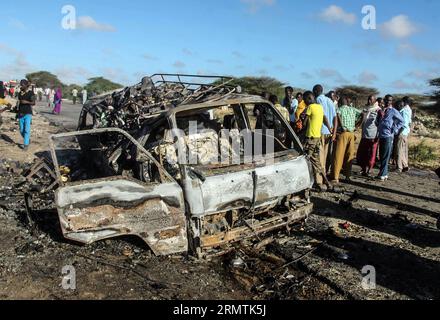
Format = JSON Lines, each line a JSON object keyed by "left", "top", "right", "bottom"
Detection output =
{"left": 173, "top": 61, "right": 186, "bottom": 69}
{"left": 240, "top": 0, "right": 276, "bottom": 13}
{"left": 397, "top": 42, "right": 440, "bottom": 63}
{"left": 358, "top": 71, "right": 378, "bottom": 85}
{"left": 77, "top": 16, "right": 116, "bottom": 32}
{"left": 381, "top": 15, "right": 419, "bottom": 39}
{"left": 142, "top": 53, "right": 158, "bottom": 61}
{"left": 301, "top": 72, "right": 314, "bottom": 80}
{"left": 8, "top": 18, "right": 26, "bottom": 30}
{"left": 206, "top": 59, "right": 223, "bottom": 65}
{"left": 54, "top": 67, "right": 92, "bottom": 85}
{"left": 390, "top": 80, "right": 424, "bottom": 91}
{"left": 319, "top": 5, "right": 356, "bottom": 25}
{"left": 0, "top": 43, "right": 34, "bottom": 80}
{"left": 406, "top": 69, "right": 439, "bottom": 81}
{"left": 0, "top": 43, "right": 20, "bottom": 56}
{"left": 275, "top": 65, "right": 288, "bottom": 71}
{"left": 182, "top": 48, "right": 194, "bottom": 56}
{"left": 317, "top": 68, "right": 349, "bottom": 84}
{"left": 100, "top": 67, "right": 130, "bottom": 85}
{"left": 232, "top": 51, "right": 244, "bottom": 58}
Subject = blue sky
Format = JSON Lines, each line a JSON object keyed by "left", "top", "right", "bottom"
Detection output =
{"left": 1, "top": 0, "right": 439, "bottom": 94}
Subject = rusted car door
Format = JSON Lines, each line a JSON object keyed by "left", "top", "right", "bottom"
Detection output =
{"left": 51, "top": 129, "right": 188, "bottom": 256}
{"left": 246, "top": 104, "right": 314, "bottom": 206}
{"left": 254, "top": 155, "right": 313, "bottom": 206}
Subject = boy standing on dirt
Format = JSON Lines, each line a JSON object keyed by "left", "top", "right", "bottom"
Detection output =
{"left": 302, "top": 91, "right": 333, "bottom": 192}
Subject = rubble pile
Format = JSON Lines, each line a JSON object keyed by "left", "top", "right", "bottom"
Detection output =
{"left": 0, "top": 160, "right": 28, "bottom": 219}
{"left": 78, "top": 74, "right": 239, "bottom": 132}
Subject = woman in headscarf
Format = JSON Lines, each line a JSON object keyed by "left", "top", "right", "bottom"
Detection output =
{"left": 53, "top": 87, "right": 62, "bottom": 115}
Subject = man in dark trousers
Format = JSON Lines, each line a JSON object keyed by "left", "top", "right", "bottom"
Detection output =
{"left": 17, "top": 79, "right": 36, "bottom": 151}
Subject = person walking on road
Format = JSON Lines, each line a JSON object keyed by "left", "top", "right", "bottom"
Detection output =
{"left": 45, "top": 88, "right": 50, "bottom": 103}
{"left": 48, "top": 88, "right": 55, "bottom": 108}
{"left": 72, "top": 88, "right": 78, "bottom": 105}
{"left": 377, "top": 95, "right": 404, "bottom": 181}
{"left": 17, "top": 79, "right": 36, "bottom": 151}
{"left": 53, "top": 87, "right": 63, "bottom": 115}
{"left": 82, "top": 88, "right": 88, "bottom": 105}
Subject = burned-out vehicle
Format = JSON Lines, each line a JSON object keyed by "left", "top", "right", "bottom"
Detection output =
{"left": 28, "top": 75, "right": 314, "bottom": 258}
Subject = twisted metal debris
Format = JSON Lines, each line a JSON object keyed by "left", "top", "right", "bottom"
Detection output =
{"left": 78, "top": 74, "right": 240, "bottom": 132}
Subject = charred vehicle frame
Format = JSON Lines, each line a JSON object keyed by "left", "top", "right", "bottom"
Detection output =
{"left": 26, "top": 74, "right": 315, "bottom": 258}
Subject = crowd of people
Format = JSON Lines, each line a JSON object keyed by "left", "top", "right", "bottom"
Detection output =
{"left": 0, "top": 79, "right": 90, "bottom": 150}
{"left": 278, "top": 84, "right": 412, "bottom": 190}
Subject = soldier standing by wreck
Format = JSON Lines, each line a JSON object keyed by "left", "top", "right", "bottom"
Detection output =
{"left": 17, "top": 79, "right": 36, "bottom": 151}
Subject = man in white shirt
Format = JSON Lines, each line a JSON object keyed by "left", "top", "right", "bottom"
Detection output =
{"left": 81, "top": 89, "right": 88, "bottom": 105}
{"left": 72, "top": 88, "right": 78, "bottom": 105}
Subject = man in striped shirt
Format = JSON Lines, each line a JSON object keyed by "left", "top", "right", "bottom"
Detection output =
{"left": 331, "top": 96, "right": 363, "bottom": 183}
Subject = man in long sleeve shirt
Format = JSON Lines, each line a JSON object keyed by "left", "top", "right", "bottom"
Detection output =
{"left": 396, "top": 97, "right": 413, "bottom": 172}
{"left": 314, "top": 85, "right": 338, "bottom": 175}
{"left": 377, "top": 95, "right": 404, "bottom": 181}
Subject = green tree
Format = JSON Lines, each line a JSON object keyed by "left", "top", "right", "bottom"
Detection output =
{"left": 26, "top": 71, "right": 64, "bottom": 89}
{"left": 214, "top": 76, "right": 287, "bottom": 99}
{"left": 335, "top": 85, "right": 380, "bottom": 107}
{"left": 84, "top": 77, "right": 123, "bottom": 96}
{"left": 429, "top": 77, "right": 440, "bottom": 105}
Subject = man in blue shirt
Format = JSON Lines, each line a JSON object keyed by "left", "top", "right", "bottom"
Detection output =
{"left": 377, "top": 95, "right": 404, "bottom": 181}
{"left": 313, "top": 85, "right": 338, "bottom": 175}
{"left": 396, "top": 97, "right": 413, "bottom": 172}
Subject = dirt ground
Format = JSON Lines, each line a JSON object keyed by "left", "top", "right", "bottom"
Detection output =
{"left": 0, "top": 111, "right": 439, "bottom": 300}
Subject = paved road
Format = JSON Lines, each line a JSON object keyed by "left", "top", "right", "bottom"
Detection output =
{"left": 34, "top": 99, "right": 83, "bottom": 131}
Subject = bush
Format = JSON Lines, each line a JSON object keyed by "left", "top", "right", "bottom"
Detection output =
{"left": 409, "top": 142, "right": 437, "bottom": 163}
